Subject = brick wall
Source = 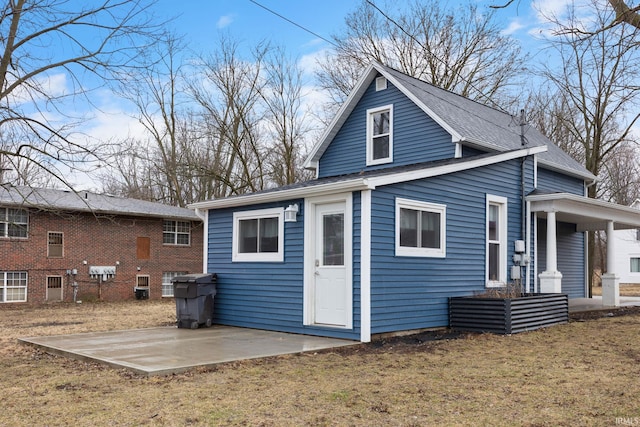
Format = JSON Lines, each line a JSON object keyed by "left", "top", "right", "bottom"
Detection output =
{"left": 0, "top": 210, "right": 203, "bottom": 304}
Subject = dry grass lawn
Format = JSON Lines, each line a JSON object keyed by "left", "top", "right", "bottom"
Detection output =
{"left": 1, "top": 300, "right": 640, "bottom": 426}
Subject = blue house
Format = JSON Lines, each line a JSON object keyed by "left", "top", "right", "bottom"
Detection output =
{"left": 190, "top": 62, "right": 640, "bottom": 342}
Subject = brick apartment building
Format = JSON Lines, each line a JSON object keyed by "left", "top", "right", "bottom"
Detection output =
{"left": 0, "top": 185, "right": 203, "bottom": 304}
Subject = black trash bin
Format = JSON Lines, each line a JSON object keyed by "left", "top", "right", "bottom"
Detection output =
{"left": 172, "top": 274, "right": 217, "bottom": 329}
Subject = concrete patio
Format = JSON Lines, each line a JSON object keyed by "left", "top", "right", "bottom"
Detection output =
{"left": 569, "top": 295, "right": 640, "bottom": 312}
{"left": 19, "top": 326, "right": 357, "bottom": 376}
{"left": 19, "top": 297, "right": 640, "bottom": 377}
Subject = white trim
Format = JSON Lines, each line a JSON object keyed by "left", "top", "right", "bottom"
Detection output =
{"left": 360, "top": 190, "right": 372, "bottom": 342}
{"left": 395, "top": 198, "right": 446, "bottom": 258}
{"left": 232, "top": 207, "right": 284, "bottom": 262}
{"left": 190, "top": 180, "right": 373, "bottom": 210}
{"left": 303, "top": 193, "right": 353, "bottom": 329}
{"left": 190, "top": 146, "right": 545, "bottom": 212}
{"left": 527, "top": 192, "right": 640, "bottom": 230}
{"left": 381, "top": 68, "right": 463, "bottom": 141}
{"left": 366, "top": 104, "right": 394, "bottom": 166}
{"left": 533, "top": 155, "right": 538, "bottom": 188}
{"left": 533, "top": 212, "right": 538, "bottom": 293}
{"left": 303, "top": 63, "right": 378, "bottom": 170}
{"left": 195, "top": 208, "right": 208, "bottom": 273}
{"left": 486, "top": 194, "right": 508, "bottom": 287}
{"left": 365, "top": 146, "right": 547, "bottom": 188}
{"left": 375, "top": 76, "right": 387, "bottom": 91}
{"left": 454, "top": 142, "right": 462, "bottom": 158}
{"left": 525, "top": 200, "right": 531, "bottom": 293}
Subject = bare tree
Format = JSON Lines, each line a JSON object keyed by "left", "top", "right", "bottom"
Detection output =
{"left": 539, "top": 0, "right": 640, "bottom": 200}
{"left": 532, "top": 0, "right": 640, "bottom": 294}
{"left": 316, "top": 0, "right": 528, "bottom": 111}
{"left": 188, "top": 35, "right": 269, "bottom": 196}
{"left": 601, "top": 142, "right": 640, "bottom": 205}
{"left": 260, "top": 47, "right": 314, "bottom": 186}
{"left": 607, "top": 1, "right": 640, "bottom": 28}
{"left": 0, "top": 0, "right": 161, "bottom": 189}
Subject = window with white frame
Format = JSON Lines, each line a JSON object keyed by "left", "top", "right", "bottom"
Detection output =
{"left": 162, "top": 271, "right": 186, "bottom": 297}
{"left": 0, "top": 271, "right": 27, "bottom": 303}
{"left": 366, "top": 105, "right": 393, "bottom": 165}
{"left": 163, "top": 220, "right": 191, "bottom": 245}
{"left": 395, "top": 198, "right": 446, "bottom": 258}
{"left": 233, "top": 207, "right": 284, "bottom": 262}
{"left": 0, "top": 207, "right": 28, "bottom": 238}
{"left": 631, "top": 258, "right": 640, "bottom": 273}
{"left": 486, "top": 195, "right": 508, "bottom": 286}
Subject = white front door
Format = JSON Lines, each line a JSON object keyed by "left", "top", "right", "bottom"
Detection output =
{"left": 305, "top": 195, "right": 352, "bottom": 328}
{"left": 315, "top": 203, "right": 347, "bottom": 325}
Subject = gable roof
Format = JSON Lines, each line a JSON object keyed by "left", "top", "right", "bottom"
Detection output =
{"left": 0, "top": 185, "right": 199, "bottom": 221}
{"left": 304, "top": 62, "right": 595, "bottom": 182}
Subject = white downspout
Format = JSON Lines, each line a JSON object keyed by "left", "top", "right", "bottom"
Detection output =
{"left": 194, "top": 208, "right": 208, "bottom": 274}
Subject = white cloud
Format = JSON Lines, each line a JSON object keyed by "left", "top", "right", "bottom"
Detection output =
{"left": 8, "top": 72, "right": 68, "bottom": 106}
{"left": 217, "top": 14, "right": 234, "bottom": 29}
{"left": 298, "top": 48, "right": 330, "bottom": 77}
{"left": 502, "top": 18, "right": 525, "bottom": 36}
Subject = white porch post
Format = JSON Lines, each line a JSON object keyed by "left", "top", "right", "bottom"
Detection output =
{"left": 602, "top": 220, "right": 620, "bottom": 306}
{"left": 539, "top": 210, "right": 563, "bottom": 293}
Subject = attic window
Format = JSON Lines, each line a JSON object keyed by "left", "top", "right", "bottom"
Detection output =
{"left": 366, "top": 105, "right": 393, "bottom": 166}
{"left": 375, "top": 76, "right": 387, "bottom": 91}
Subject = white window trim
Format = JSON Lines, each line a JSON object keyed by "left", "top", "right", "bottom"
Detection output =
{"left": 163, "top": 219, "right": 191, "bottom": 246}
{"left": 486, "top": 194, "right": 508, "bottom": 287}
{"left": 366, "top": 104, "right": 393, "bottom": 166}
{"left": 232, "top": 207, "right": 284, "bottom": 262}
{"left": 395, "top": 198, "right": 446, "bottom": 258}
{"left": 1, "top": 271, "right": 28, "bottom": 303}
{"left": 0, "top": 207, "right": 29, "bottom": 239}
{"left": 161, "top": 271, "right": 186, "bottom": 297}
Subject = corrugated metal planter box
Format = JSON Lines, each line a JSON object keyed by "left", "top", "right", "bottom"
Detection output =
{"left": 449, "top": 293, "right": 568, "bottom": 334}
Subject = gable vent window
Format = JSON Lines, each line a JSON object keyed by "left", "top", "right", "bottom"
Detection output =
{"left": 375, "top": 76, "right": 387, "bottom": 91}
{"left": 366, "top": 105, "right": 393, "bottom": 166}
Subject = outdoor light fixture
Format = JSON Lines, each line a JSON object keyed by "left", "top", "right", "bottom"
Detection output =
{"left": 284, "top": 204, "right": 299, "bottom": 222}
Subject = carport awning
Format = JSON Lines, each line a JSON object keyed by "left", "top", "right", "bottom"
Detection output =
{"left": 527, "top": 192, "right": 640, "bottom": 232}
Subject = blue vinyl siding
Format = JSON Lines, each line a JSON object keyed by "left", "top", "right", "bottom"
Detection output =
{"left": 461, "top": 146, "right": 487, "bottom": 157}
{"left": 318, "top": 78, "right": 454, "bottom": 178}
{"left": 207, "top": 198, "right": 361, "bottom": 340}
{"left": 368, "top": 157, "right": 535, "bottom": 333}
{"left": 537, "top": 220, "right": 586, "bottom": 298}
{"left": 537, "top": 167, "right": 584, "bottom": 195}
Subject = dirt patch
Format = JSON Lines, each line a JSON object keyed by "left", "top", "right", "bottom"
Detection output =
{"left": 2, "top": 300, "right": 640, "bottom": 426}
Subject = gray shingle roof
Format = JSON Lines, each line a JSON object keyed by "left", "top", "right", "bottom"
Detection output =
{"left": 305, "top": 62, "right": 594, "bottom": 181}
{"left": 380, "top": 65, "right": 593, "bottom": 180}
{"left": 0, "top": 185, "right": 199, "bottom": 221}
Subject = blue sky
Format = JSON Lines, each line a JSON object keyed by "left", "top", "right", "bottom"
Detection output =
{"left": 152, "top": 0, "right": 550, "bottom": 59}
{"left": 68, "top": 0, "right": 577, "bottom": 188}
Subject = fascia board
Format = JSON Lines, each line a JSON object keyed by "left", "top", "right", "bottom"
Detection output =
{"left": 537, "top": 159, "right": 597, "bottom": 182}
{"left": 365, "top": 145, "right": 547, "bottom": 188}
{"left": 378, "top": 65, "right": 463, "bottom": 142}
{"left": 303, "top": 63, "right": 378, "bottom": 170}
{"left": 188, "top": 179, "right": 373, "bottom": 210}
